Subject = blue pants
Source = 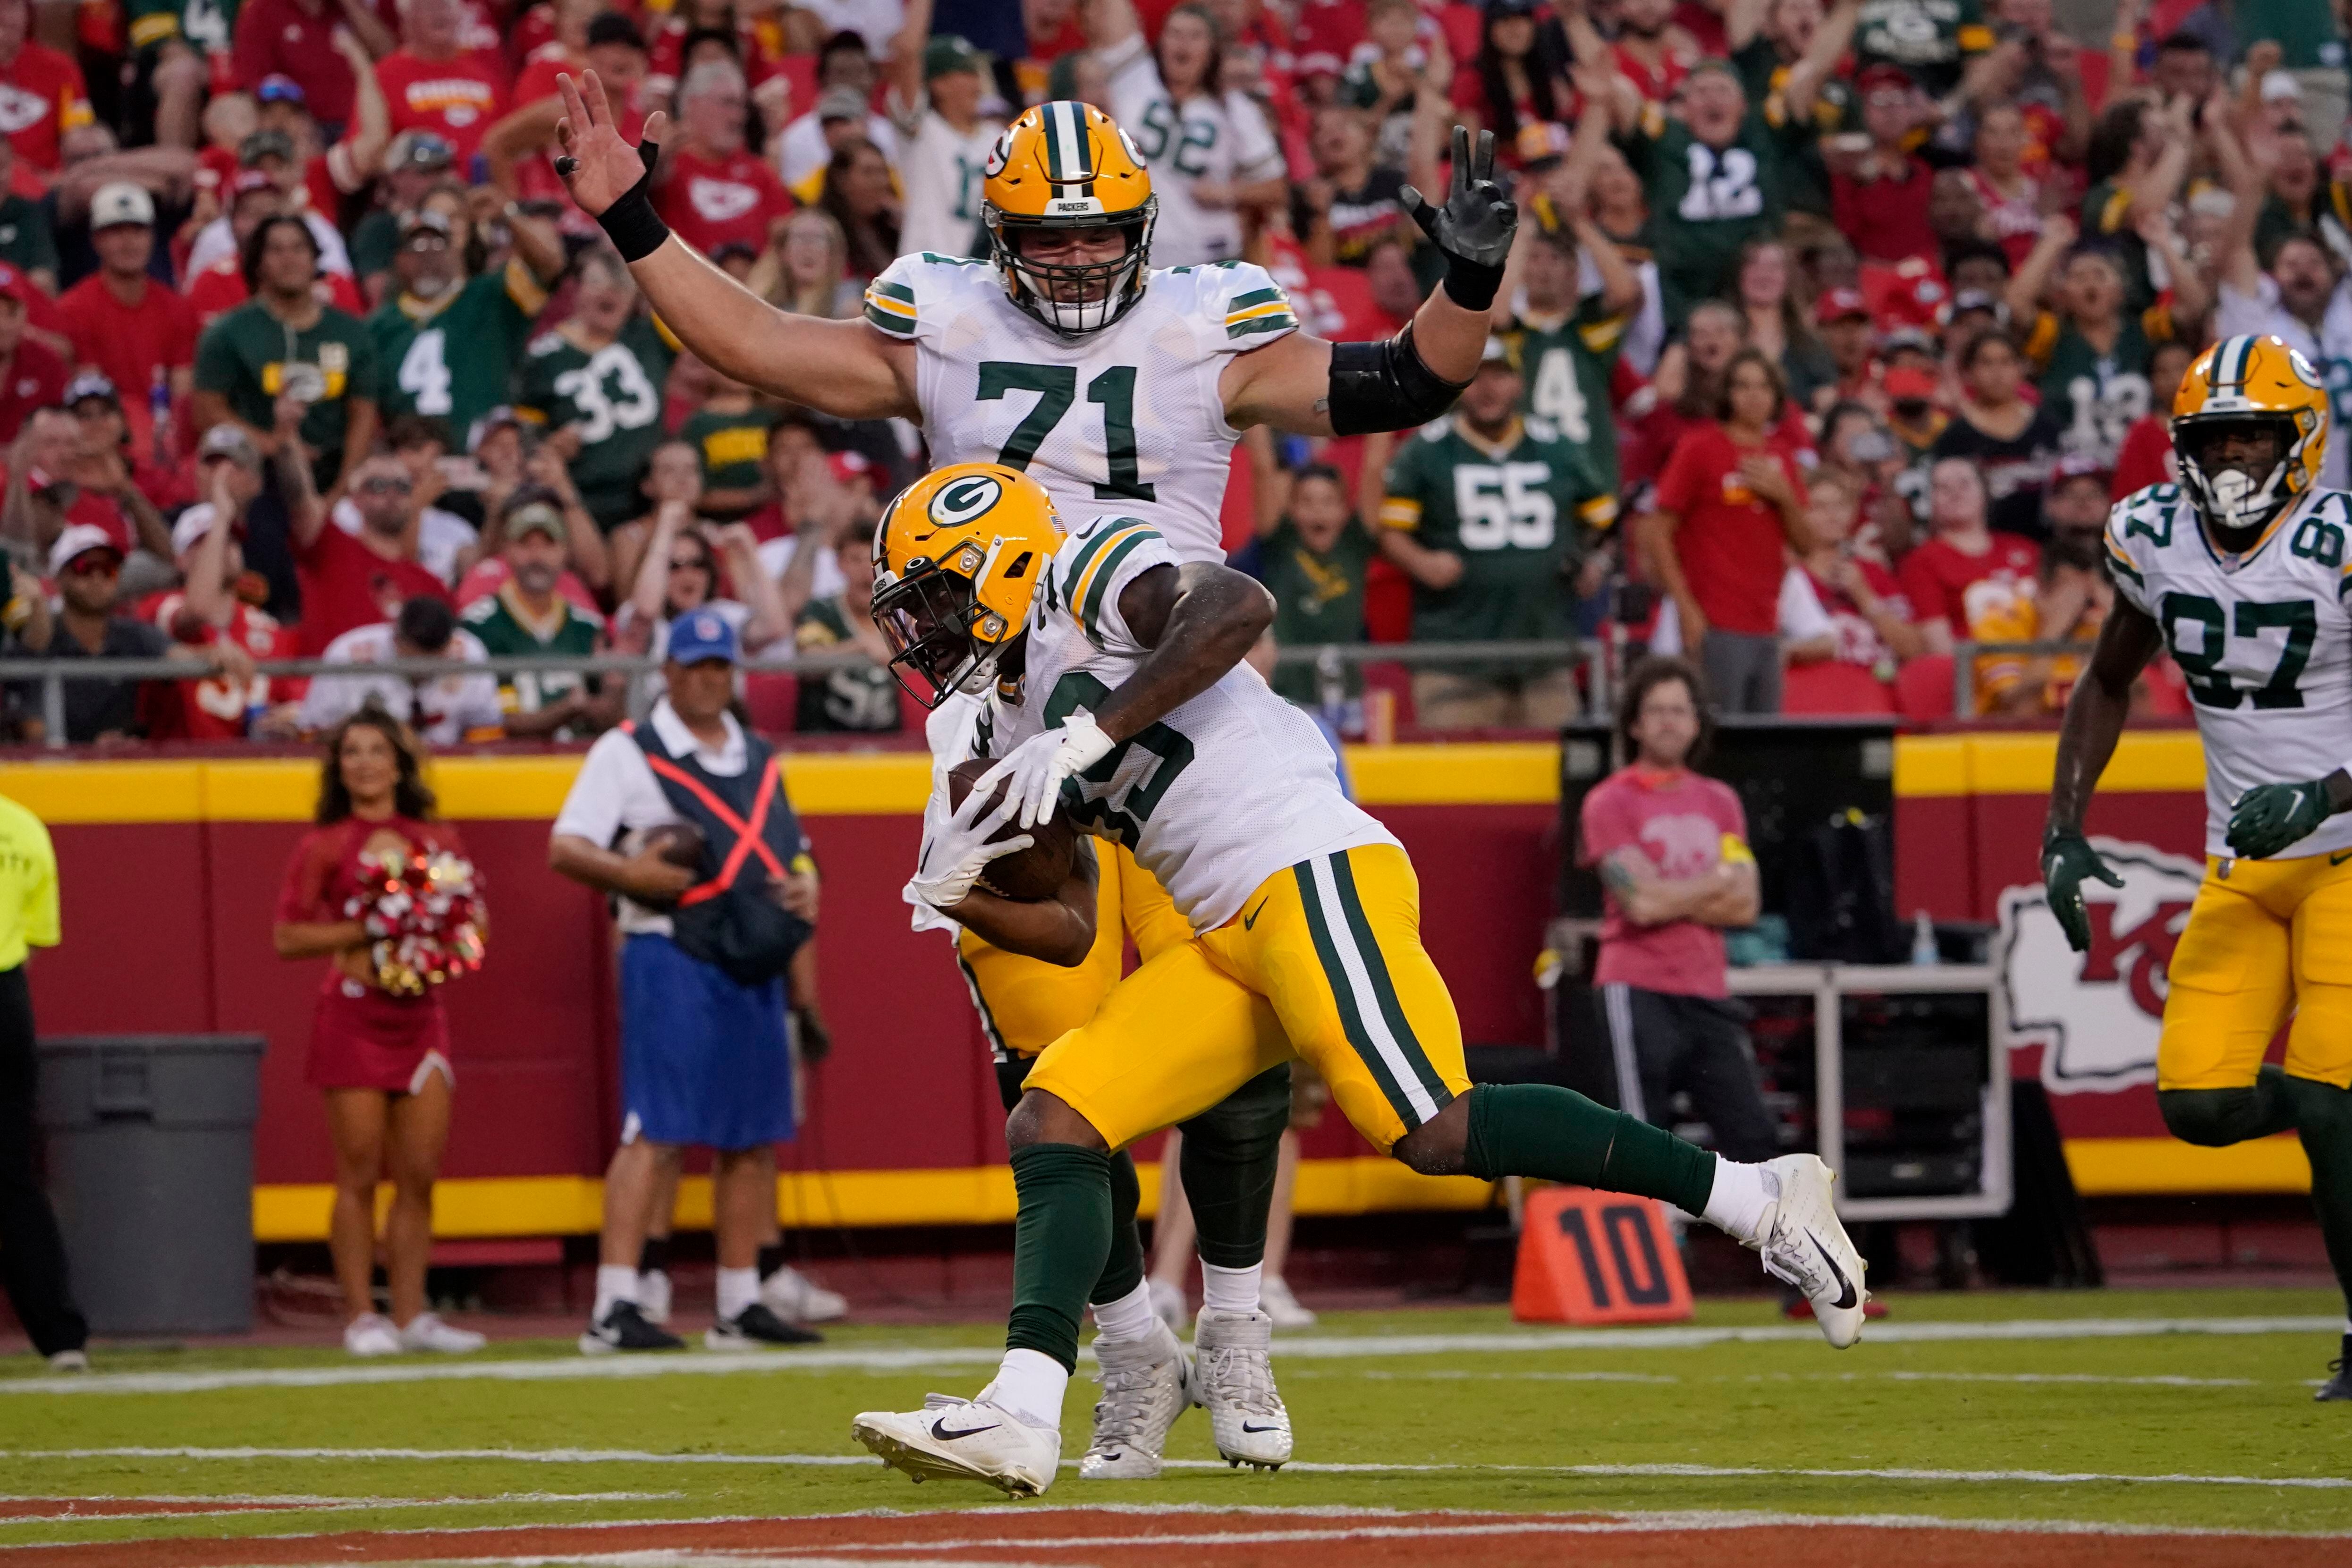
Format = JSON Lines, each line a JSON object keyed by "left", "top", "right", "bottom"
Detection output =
{"left": 619, "top": 933, "right": 794, "bottom": 1150}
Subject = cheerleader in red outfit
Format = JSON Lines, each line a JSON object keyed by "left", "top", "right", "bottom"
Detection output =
{"left": 272, "top": 712, "right": 487, "bottom": 1359}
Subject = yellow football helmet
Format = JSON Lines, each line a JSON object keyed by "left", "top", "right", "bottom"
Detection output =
{"left": 2173, "top": 333, "right": 2330, "bottom": 538}
{"left": 871, "top": 463, "right": 1065, "bottom": 707}
{"left": 981, "top": 100, "right": 1157, "bottom": 336}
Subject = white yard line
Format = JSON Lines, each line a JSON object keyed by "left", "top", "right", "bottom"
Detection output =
{"left": 0, "top": 1492, "right": 676, "bottom": 1526}
{"left": 0, "top": 1315, "right": 2337, "bottom": 1398}
{"left": 5, "top": 1446, "right": 2344, "bottom": 1492}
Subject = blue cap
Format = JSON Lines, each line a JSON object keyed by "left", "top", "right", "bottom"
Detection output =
{"left": 666, "top": 608, "right": 740, "bottom": 667}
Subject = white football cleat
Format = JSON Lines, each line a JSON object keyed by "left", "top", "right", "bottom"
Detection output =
{"left": 762, "top": 1263, "right": 848, "bottom": 1324}
{"left": 637, "top": 1268, "right": 672, "bottom": 1326}
{"left": 1192, "top": 1306, "right": 1292, "bottom": 1469}
{"left": 851, "top": 1387, "right": 1061, "bottom": 1496}
{"left": 397, "top": 1312, "right": 486, "bottom": 1354}
{"left": 1261, "top": 1275, "right": 1317, "bottom": 1330}
{"left": 1754, "top": 1154, "right": 1869, "bottom": 1348}
{"left": 1079, "top": 1321, "right": 1192, "bottom": 1480}
{"left": 342, "top": 1313, "right": 402, "bottom": 1357}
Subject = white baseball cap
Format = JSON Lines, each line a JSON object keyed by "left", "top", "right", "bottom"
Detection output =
{"left": 169, "top": 501, "right": 245, "bottom": 558}
{"left": 48, "top": 523, "right": 122, "bottom": 576}
{"left": 90, "top": 181, "right": 155, "bottom": 230}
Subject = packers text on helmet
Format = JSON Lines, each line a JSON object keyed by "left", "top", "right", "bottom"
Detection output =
{"left": 981, "top": 101, "right": 1157, "bottom": 337}
{"left": 870, "top": 464, "right": 1065, "bottom": 707}
{"left": 2173, "top": 334, "right": 2330, "bottom": 542}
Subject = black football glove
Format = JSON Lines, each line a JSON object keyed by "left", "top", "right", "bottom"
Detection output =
{"left": 2227, "top": 780, "right": 2335, "bottom": 861}
{"left": 2041, "top": 829, "right": 2123, "bottom": 953}
{"left": 1400, "top": 125, "right": 1517, "bottom": 313}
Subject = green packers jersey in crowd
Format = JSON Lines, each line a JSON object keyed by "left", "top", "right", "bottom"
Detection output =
{"left": 1852, "top": 0, "right": 1993, "bottom": 96}
{"left": 369, "top": 261, "right": 551, "bottom": 449}
{"left": 679, "top": 404, "right": 775, "bottom": 501}
{"left": 130, "top": 0, "right": 237, "bottom": 53}
{"left": 1377, "top": 414, "right": 1616, "bottom": 649}
{"left": 1259, "top": 515, "right": 1374, "bottom": 705}
{"left": 0, "top": 194, "right": 56, "bottom": 281}
{"left": 517, "top": 316, "right": 678, "bottom": 532}
{"left": 1616, "top": 97, "right": 1815, "bottom": 315}
{"left": 1507, "top": 299, "right": 1632, "bottom": 496}
{"left": 793, "top": 597, "right": 902, "bottom": 733}
{"left": 193, "top": 299, "right": 379, "bottom": 487}
{"left": 460, "top": 585, "right": 602, "bottom": 729}
{"left": 2025, "top": 302, "right": 2172, "bottom": 472}
{"left": 1728, "top": 38, "right": 1852, "bottom": 217}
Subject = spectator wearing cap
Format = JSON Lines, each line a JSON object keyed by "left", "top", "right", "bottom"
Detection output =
{"left": 1641, "top": 347, "right": 1814, "bottom": 715}
{"left": 232, "top": 0, "right": 397, "bottom": 138}
{"left": 365, "top": 199, "right": 564, "bottom": 456}
{"left": 138, "top": 428, "right": 304, "bottom": 740}
{"left": 677, "top": 366, "right": 776, "bottom": 523}
{"left": 328, "top": 412, "right": 480, "bottom": 588}
{"left": 1827, "top": 64, "right": 1938, "bottom": 267}
{"left": 0, "top": 138, "right": 57, "bottom": 292}
{"left": 550, "top": 604, "right": 825, "bottom": 1355}
{"left": 1378, "top": 337, "right": 1615, "bottom": 728}
{"left": 287, "top": 436, "right": 451, "bottom": 654}
{"left": 652, "top": 60, "right": 796, "bottom": 260}
{"left": 2006, "top": 213, "right": 2198, "bottom": 475}
{"left": 1879, "top": 327, "right": 1946, "bottom": 465}
{"left": 516, "top": 251, "right": 676, "bottom": 534}
{"left": 2109, "top": 338, "right": 2195, "bottom": 497}
{"left": 1812, "top": 287, "right": 1877, "bottom": 414}
{"left": 1930, "top": 328, "right": 2064, "bottom": 542}
{"left": 67, "top": 373, "right": 181, "bottom": 515}
{"left": 0, "top": 265, "right": 64, "bottom": 442}
{"left": 458, "top": 487, "right": 613, "bottom": 740}
{"left": 57, "top": 184, "right": 197, "bottom": 447}
{"left": 0, "top": 0, "right": 93, "bottom": 178}
{"left": 374, "top": 0, "right": 508, "bottom": 168}
{"left": 1850, "top": 0, "right": 1992, "bottom": 97}
{"left": 485, "top": 10, "right": 650, "bottom": 215}
{"left": 298, "top": 593, "right": 502, "bottom": 743}
{"left": 886, "top": 7, "right": 1004, "bottom": 261}
{"left": 7, "top": 524, "right": 235, "bottom": 743}
{"left": 349, "top": 131, "right": 458, "bottom": 303}
{"left": 779, "top": 30, "right": 902, "bottom": 203}
{"left": 240, "top": 28, "right": 397, "bottom": 241}
{"left": 1599, "top": 17, "right": 1850, "bottom": 318}
{"left": 185, "top": 126, "right": 361, "bottom": 283}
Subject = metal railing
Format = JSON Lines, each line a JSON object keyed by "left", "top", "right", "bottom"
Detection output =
{"left": 1945, "top": 640, "right": 2104, "bottom": 716}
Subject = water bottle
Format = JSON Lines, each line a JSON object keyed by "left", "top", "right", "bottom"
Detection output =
{"left": 1910, "top": 909, "right": 1938, "bottom": 966}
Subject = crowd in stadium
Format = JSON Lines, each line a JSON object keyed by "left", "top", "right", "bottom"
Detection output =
{"left": 0, "top": 0, "right": 2335, "bottom": 743}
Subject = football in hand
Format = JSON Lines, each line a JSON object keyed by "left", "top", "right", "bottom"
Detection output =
{"left": 624, "top": 821, "right": 705, "bottom": 871}
{"left": 947, "top": 758, "right": 1078, "bottom": 902}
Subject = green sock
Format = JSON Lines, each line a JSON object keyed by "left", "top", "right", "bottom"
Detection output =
{"left": 1462, "top": 1082, "right": 1715, "bottom": 1214}
{"left": 1176, "top": 1064, "right": 1291, "bottom": 1269}
{"left": 1091, "top": 1150, "right": 1145, "bottom": 1306}
{"left": 1007, "top": 1144, "right": 1114, "bottom": 1371}
{"left": 2284, "top": 1075, "right": 2352, "bottom": 1321}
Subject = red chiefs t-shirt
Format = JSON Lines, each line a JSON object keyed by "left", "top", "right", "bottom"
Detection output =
{"left": 139, "top": 591, "right": 299, "bottom": 738}
{"left": 1653, "top": 424, "right": 1809, "bottom": 637}
{"left": 1806, "top": 559, "right": 1912, "bottom": 670}
{"left": 1832, "top": 156, "right": 1938, "bottom": 265}
{"left": 654, "top": 144, "right": 792, "bottom": 257}
{"left": 233, "top": 0, "right": 359, "bottom": 127}
{"left": 1896, "top": 531, "right": 2045, "bottom": 637}
{"left": 374, "top": 50, "right": 508, "bottom": 164}
{"left": 58, "top": 274, "right": 199, "bottom": 435}
{"left": 0, "top": 41, "right": 90, "bottom": 173}
{"left": 0, "top": 336, "right": 69, "bottom": 441}
{"left": 1580, "top": 765, "right": 1749, "bottom": 998}
{"left": 183, "top": 257, "right": 365, "bottom": 328}
{"left": 293, "top": 521, "right": 453, "bottom": 655}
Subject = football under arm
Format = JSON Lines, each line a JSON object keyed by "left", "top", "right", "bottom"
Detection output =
{"left": 1086, "top": 562, "right": 1274, "bottom": 744}
{"left": 2046, "top": 598, "right": 2165, "bottom": 838}
{"left": 941, "top": 840, "right": 1101, "bottom": 967}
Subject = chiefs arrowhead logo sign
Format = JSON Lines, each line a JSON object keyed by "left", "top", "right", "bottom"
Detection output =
{"left": 687, "top": 177, "right": 760, "bottom": 224}
{"left": 1997, "top": 839, "right": 2201, "bottom": 1093}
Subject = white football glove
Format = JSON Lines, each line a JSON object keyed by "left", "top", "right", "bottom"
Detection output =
{"left": 977, "top": 713, "right": 1117, "bottom": 828}
{"left": 905, "top": 777, "right": 1034, "bottom": 910}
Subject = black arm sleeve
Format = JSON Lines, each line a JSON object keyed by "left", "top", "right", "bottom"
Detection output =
{"left": 1325, "top": 323, "right": 1472, "bottom": 438}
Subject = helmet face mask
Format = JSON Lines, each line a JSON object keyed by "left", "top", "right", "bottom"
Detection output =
{"left": 2172, "top": 335, "right": 2330, "bottom": 546}
{"left": 871, "top": 553, "right": 1001, "bottom": 707}
{"left": 992, "top": 210, "right": 1156, "bottom": 336}
{"left": 869, "top": 464, "right": 1064, "bottom": 709}
{"left": 981, "top": 101, "right": 1159, "bottom": 339}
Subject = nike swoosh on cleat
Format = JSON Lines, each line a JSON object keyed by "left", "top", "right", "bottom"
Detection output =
{"left": 930, "top": 1417, "right": 1001, "bottom": 1441}
{"left": 1806, "top": 1229, "right": 1859, "bottom": 1311}
{"left": 1243, "top": 898, "right": 1269, "bottom": 930}
{"left": 2332, "top": 850, "right": 2352, "bottom": 866}
{"left": 1241, "top": 1423, "right": 1282, "bottom": 1433}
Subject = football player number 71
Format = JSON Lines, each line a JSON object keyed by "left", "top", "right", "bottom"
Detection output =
{"left": 978, "top": 361, "right": 1157, "bottom": 502}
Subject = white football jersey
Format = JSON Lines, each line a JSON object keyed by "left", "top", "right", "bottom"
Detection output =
{"left": 2107, "top": 482, "right": 2352, "bottom": 858}
{"left": 977, "top": 515, "right": 1396, "bottom": 932}
{"left": 863, "top": 252, "right": 1299, "bottom": 563}
{"left": 893, "top": 102, "right": 1004, "bottom": 261}
{"left": 1098, "top": 34, "right": 1286, "bottom": 268}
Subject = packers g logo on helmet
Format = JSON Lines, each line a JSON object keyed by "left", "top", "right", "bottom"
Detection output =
{"left": 981, "top": 101, "right": 1158, "bottom": 338}
{"left": 871, "top": 464, "right": 1065, "bottom": 708}
{"left": 2173, "top": 334, "right": 2331, "bottom": 542}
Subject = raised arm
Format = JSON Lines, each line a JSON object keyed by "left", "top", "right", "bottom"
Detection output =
{"left": 2005, "top": 211, "right": 2076, "bottom": 333}
{"left": 1783, "top": 0, "right": 1861, "bottom": 121}
{"left": 272, "top": 395, "right": 327, "bottom": 549}
{"left": 886, "top": 0, "right": 935, "bottom": 126}
{"left": 552, "top": 71, "right": 919, "bottom": 421}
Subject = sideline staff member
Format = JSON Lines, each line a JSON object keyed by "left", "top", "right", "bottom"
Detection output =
{"left": 0, "top": 790, "right": 86, "bottom": 1370}
{"left": 550, "top": 609, "right": 825, "bottom": 1354}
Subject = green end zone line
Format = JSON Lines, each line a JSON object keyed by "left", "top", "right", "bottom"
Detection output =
{"left": 1, "top": 1316, "right": 2339, "bottom": 1398}
{"left": 2, "top": 1448, "right": 2347, "bottom": 1492}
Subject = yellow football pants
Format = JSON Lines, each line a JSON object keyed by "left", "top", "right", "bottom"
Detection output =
{"left": 2158, "top": 852, "right": 2352, "bottom": 1092}
{"left": 1026, "top": 842, "right": 1471, "bottom": 1153}
{"left": 955, "top": 840, "right": 1200, "bottom": 1059}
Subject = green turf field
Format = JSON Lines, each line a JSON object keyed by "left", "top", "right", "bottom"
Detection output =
{"left": 1, "top": 1287, "right": 2346, "bottom": 1553}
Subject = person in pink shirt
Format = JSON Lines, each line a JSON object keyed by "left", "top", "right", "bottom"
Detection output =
{"left": 1576, "top": 656, "right": 1777, "bottom": 1170}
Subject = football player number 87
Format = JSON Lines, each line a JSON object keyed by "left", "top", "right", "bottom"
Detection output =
{"left": 978, "top": 361, "right": 1157, "bottom": 501}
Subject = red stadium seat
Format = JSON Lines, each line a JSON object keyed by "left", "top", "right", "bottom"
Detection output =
{"left": 742, "top": 671, "right": 799, "bottom": 735}
{"left": 1782, "top": 661, "right": 1896, "bottom": 715}
{"left": 1895, "top": 654, "right": 1958, "bottom": 721}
